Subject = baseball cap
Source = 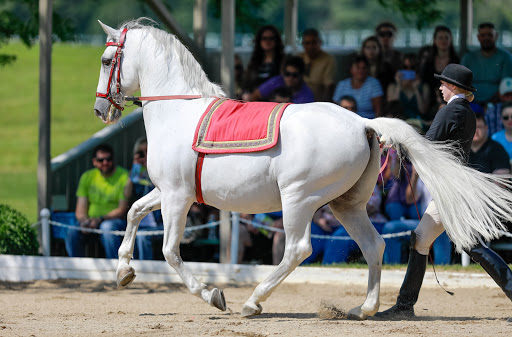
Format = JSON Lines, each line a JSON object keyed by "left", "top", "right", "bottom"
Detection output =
{"left": 499, "top": 77, "right": 512, "bottom": 95}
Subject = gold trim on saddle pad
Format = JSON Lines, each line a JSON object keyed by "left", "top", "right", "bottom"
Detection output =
{"left": 192, "top": 98, "right": 291, "bottom": 154}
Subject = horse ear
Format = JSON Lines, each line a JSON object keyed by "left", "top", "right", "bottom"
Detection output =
{"left": 98, "top": 20, "right": 120, "bottom": 40}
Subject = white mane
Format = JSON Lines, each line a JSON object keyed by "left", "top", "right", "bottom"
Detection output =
{"left": 119, "top": 18, "right": 225, "bottom": 98}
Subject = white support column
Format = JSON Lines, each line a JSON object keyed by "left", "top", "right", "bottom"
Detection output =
{"left": 230, "top": 212, "right": 240, "bottom": 264}
{"left": 284, "top": 0, "right": 298, "bottom": 53}
{"left": 40, "top": 208, "right": 51, "bottom": 257}
{"left": 220, "top": 0, "right": 235, "bottom": 98}
{"left": 219, "top": 210, "right": 231, "bottom": 263}
{"left": 193, "top": 0, "right": 207, "bottom": 50}
{"left": 461, "top": 251, "right": 471, "bottom": 267}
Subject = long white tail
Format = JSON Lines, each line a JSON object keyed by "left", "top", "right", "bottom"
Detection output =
{"left": 366, "top": 117, "right": 512, "bottom": 252}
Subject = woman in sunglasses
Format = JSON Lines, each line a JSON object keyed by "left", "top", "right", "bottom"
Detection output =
{"left": 249, "top": 55, "right": 315, "bottom": 104}
{"left": 376, "top": 64, "right": 512, "bottom": 319}
{"left": 491, "top": 102, "right": 512, "bottom": 161}
{"left": 242, "top": 25, "right": 285, "bottom": 100}
{"left": 375, "top": 21, "right": 402, "bottom": 73}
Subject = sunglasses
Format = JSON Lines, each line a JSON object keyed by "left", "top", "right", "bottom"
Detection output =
{"left": 502, "top": 115, "right": 512, "bottom": 121}
{"left": 284, "top": 71, "right": 300, "bottom": 78}
{"left": 96, "top": 156, "right": 113, "bottom": 162}
{"left": 378, "top": 31, "right": 393, "bottom": 38}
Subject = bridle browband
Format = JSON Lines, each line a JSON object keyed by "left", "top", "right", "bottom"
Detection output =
{"left": 95, "top": 27, "right": 203, "bottom": 111}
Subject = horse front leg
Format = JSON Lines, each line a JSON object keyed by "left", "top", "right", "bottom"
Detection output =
{"left": 117, "top": 188, "right": 161, "bottom": 288}
{"left": 241, "top": 202, "right": 316, "bottom": 317}
{"left": 329, "top": 201, "right": 385, "bottom": 320}
{"left": 160, "top": 194, "right": 226, "bottom": 312}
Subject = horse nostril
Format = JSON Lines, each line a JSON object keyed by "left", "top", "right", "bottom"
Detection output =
{"left": 94, "top": 109, "right": 102, "bottom": 118}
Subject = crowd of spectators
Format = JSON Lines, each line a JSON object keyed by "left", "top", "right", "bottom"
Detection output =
{"left": 61, "top": 20, "right": 512, "bottom": 266}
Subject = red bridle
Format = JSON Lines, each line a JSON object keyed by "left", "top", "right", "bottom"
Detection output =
{"left": 95, "top": 27, "right": 203, "bottom": 110}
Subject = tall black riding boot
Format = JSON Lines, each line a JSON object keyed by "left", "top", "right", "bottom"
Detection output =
{"left": 466, "top": 243, "right": 512, "bottom": 301}
{"left": 375, "top": 248, "right": 428, "bottom": 318}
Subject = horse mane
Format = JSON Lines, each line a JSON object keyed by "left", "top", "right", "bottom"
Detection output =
{"left": 119, "top": 18, "right": 225, "bottom": 98}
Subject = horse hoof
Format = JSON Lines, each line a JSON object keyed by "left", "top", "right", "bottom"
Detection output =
{"left": 209, "top": 288, "right": 226, "bottom": 311}
{"left": 241, "top": 303, "right": 262, "bottom": 318}
{"left": 347, "top": 306, "right": 367, "bottom": 321}
{"left": 117, "top": 267, "right": 136, "bottom": 289}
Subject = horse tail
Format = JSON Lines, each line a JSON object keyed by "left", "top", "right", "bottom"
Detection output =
{"left": 365, "top": 117, "right": 512, "bottom": 252}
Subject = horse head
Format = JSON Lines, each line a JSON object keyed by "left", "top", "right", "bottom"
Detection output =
{"left": 94, "top": 21, "right": 139, "bottom": 124}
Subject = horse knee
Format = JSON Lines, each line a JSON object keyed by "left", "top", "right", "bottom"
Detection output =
{"left": 286, "top": 240, "right": 312, "bottom": 264}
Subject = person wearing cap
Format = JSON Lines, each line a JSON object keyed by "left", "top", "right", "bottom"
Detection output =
{"left": 375, "top": 64, "right": 512, "bottom": 319}
{"left": 486, "top": 77, "right": 512, "bottom": 136}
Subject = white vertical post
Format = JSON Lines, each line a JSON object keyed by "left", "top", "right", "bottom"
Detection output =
{"left": 461, "top": 251, "right": 470, "bottom": 266}
{"left": 230, "top": 212, "right": 240, "bottom": 264}
{"left": 220, "top": 0, "right": 235, "bottom": 98}
{"left": 219, "top": 210, "right": 231, "bottom": 263}
{"left": 40, "top": 208, "right": 51, "bottom": 257}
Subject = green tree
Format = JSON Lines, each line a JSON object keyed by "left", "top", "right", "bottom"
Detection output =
{"left": 0, "top": 0, "right": 74, "bottom": 66}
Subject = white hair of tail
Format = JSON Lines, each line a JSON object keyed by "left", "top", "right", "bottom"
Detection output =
{"left": 366, "top": 117, "right": 512, "bottom": 252}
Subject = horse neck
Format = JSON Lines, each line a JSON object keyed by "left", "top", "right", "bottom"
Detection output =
{"left": 138, "top": 45, "right": 193, "bottom": 96}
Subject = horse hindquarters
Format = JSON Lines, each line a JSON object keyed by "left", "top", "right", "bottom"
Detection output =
{"left": 365, "top": 117, "right": 512, "bottom": 252}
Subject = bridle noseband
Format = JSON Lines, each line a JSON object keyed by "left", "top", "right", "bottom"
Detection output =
{"left": 95, "top": 27, "right": 206, "bottom": 110}
{"left": 96, "top": 28, "right": 128, "bottom": 111}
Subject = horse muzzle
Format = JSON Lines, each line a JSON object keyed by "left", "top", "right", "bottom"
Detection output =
{"left": 94, "top": 97, "right": 123, "bottom": 124}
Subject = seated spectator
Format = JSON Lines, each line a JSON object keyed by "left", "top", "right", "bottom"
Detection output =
{"left": 271, "top": 87, "right": 292, "bottom": 103}
{"left": 360, "top": 35, "right": 395, "bottom": 98}
{"left": 386, "top": 53, "right": 430, "bottom": 124}
{"left": 66, "top": 144, "right": 129, "bottom": 259}
{"left": 238, "top": 213, "right": 275, "bottom": 264}
{"left": 461, "top": 22, "right": 512, "bottom": 105}
{"left": 333, "top": 55, "right": 383, "bottom": 118}
{"left": 470, "top": 113, "right": 510, "bottom": 174}
{"left": 485, "top": 77, "right": 512, "bottom": 136}
{"left": 242, "top": 25, "right": 285, "bottom": 99}
{"left": 375, "top": 21, "right": 402, "bottom": 73}
{"left": 249, "top": 55, "right": 315, "bottom": 104}
{"left": 124, "top": 137, "right": 162, "bottom": 260}
{"left": 491, "top": 102, "right": 512, "bottom": 161}
{"left": 299, "top": 28, "right": 336, "bottom": 101}
{"left": 339, "top": 95, "right": 357, "bottom": 113}
{"left": 419, "top": 25, "right": 460, "bottom": 126}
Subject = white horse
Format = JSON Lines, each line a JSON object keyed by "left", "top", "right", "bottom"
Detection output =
{"left": 94, "top": 19, "right": 512, "bottom": 319}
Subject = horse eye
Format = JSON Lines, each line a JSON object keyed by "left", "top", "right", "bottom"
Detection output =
{"left": 102, "top": 58, "right": 112, "bottom": 66}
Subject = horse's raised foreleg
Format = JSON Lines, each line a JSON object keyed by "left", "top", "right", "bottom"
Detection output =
{"left": 160, "top": 194, "right": 226, "bottom": 312}
{"left": 117, "top": 188, "right": 161, "bottom": 288}
{"left": 329, "top": 201, "right": 385, "bottom": 320}
{"left": 241, "top": 202, "right": 316, "bottom": 317}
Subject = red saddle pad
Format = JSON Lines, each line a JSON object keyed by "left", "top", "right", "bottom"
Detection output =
{"left": 192, "top": 98, "right": 291, "bottom": 154}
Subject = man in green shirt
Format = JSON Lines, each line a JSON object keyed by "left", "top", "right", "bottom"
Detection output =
{"left": 65, "top": 144, "right": 129, "bottom": 259}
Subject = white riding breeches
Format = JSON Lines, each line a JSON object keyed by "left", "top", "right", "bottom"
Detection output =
{"left": 413, "top": 200, "right": 446, "bottom": 255}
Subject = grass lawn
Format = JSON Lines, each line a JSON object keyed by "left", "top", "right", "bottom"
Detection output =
{"left": 0, "top": 42, "right": 138, "bottom": 223}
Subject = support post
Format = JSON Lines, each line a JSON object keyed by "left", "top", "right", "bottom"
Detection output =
{"left": 459, "top": 0, "right": 473, "bottom": 57}
{"left": 220, "top": 0, "right": 235, "bottom": 98}
{"left": 284, "top": 0, "right": 298, "bottom": 53}
{"left": 230, "top": 212, "right": 240, "bottom": 264}
{"left": 38, "top": 0, "right": 52, "bottom": 218}
{"left": 219, "top": 210, "right": 231, "bottom": 263}
{"left": 461, "top": 251, "right": 471, "bottom": 267}
{"left": 40, "top": 208, "right": 51, "bottom": 257}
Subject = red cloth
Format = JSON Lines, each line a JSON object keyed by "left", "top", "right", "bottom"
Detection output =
{"left": 192, "top": 98, "right": 291, "bottom": 154}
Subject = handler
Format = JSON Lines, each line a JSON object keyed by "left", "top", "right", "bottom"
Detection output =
{"left": 376, "top": 64, "right": 512, "bottom": 319}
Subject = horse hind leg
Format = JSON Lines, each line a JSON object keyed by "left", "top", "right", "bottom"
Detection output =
{"left": 328, "top": 134, "right": 385, "bottom": 320}
{"left": 241, "top": 201, "right": 316, "bottom": 317}
{"left": 160, "top": 194, "right": 226, "bottom": 312}
{"left": 329, "top": 201, "right": 385, "bottom": 320}
{"left": 117, "top": 188, "right": 161, "bottom": 288}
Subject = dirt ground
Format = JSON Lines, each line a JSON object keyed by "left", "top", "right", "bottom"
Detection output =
{"left": 0, "top": 279, "right": 511, "bottom": 337}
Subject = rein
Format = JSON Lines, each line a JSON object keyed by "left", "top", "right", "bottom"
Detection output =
{"left": 95, "top": 27, "right": 204, "bottom": 110}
